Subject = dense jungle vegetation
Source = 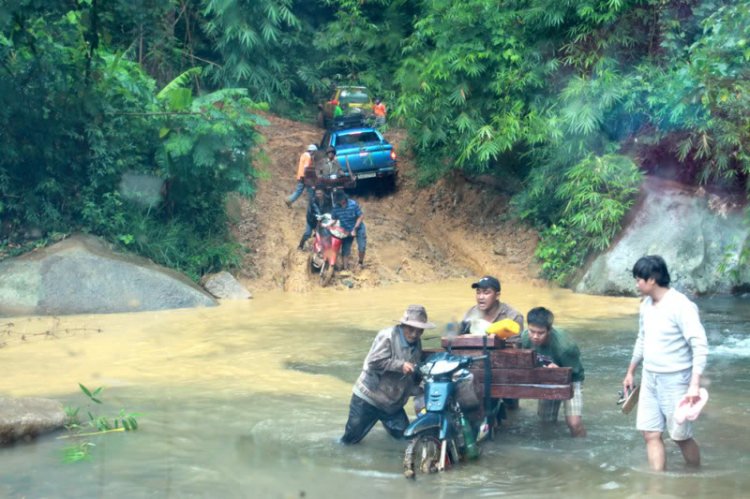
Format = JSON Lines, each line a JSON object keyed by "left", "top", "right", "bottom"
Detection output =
{"left": 2, "top": 0, "right": 749, "bottom": 283}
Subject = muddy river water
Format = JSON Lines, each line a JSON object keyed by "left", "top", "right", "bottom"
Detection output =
{"left": 1, "top": 279, "right": 749, "bottom": 498}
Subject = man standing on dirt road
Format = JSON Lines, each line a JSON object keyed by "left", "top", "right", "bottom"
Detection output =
{"left": 332, "top": 190, "right": 366, "bottom": 270}
{"left": 286, "top": 144, "right": 317, "bottom": 208}
{"left": 341, "top": 305, "right": 435, "bottom": 444}
{"left": 297, "top": 187, "right": 333, "bottom": 251}
{"left": 372, "top": 98, "right": 386, "bottom": 127}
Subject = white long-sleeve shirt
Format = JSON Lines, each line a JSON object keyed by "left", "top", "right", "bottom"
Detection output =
{"left": 631, "top": 288, "right": 709, "bottom": 375}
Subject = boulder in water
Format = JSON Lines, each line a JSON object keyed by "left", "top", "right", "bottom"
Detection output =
{"left": 199, "top": 271, "right": 252, "bottom": 299}
{"left": 0, "top": 397, "right": 66, "bottom": 444}
{"left": 0, "top": 234, "right": 217, "bottom": 316}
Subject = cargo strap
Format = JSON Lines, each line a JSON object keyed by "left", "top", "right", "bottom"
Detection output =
{"left": 483, "top": 335, "right": 493, "bottom": 440}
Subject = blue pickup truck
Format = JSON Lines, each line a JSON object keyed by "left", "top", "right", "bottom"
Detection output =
{"left": 319, "top": 127, "right": 397, "bottom": 190}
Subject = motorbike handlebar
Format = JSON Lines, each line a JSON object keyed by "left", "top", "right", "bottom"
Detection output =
{"left": 470, "top": 354, "right": 489, "bottom": 362}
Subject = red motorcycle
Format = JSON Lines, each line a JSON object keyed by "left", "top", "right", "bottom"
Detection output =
{"left": 308, "top": 214, "right": 347, "bottom": 286}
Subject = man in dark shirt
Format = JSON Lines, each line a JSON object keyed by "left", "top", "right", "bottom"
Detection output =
{"left": 297, "top": 187, "right": 333, "bottom": 251}
{"left": 521, "top": 307, "right": 586, "bottom": 437}
{"left": 332, "top": 190, "right": 366, "bottom": 269}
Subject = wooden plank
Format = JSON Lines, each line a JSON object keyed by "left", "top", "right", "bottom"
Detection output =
{"left": 421, "top": 348, "right": 536, "bottom": 368}
{"left": 440, "top": 335, "right": 506, "bottom": 349}
{"left": 449, "top": 349, "right": 537, "bottom": 369}
{"left": 468, "top": 367, "right": 571, "bottom": 385}
{"left": 489, "top": 384, "right": 573, "bottom": 400}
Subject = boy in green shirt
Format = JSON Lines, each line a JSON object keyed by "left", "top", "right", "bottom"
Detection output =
{"left": 521, "top": 307, "right": 586, "bottom": 437}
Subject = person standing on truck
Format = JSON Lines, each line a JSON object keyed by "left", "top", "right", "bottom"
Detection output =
{"left": 373, "top": 98, "right": 386, "bottom": 127}
{"left": 332, "top": 190, "right": 366, "bottom": 270}
{"left": 332, "top": 100, "right": 344, "bottom": 118}
{"left": 341, "top": 305, "right": 435, "bottom": 444}
{"left": 297, "top": 186, "right": 333, "bottom": 251}
{"left": 286, "top": 144, "right": 316, "bottom": 208}
{"left": 521, "top": 307, "right": 586, "bottom": 438}
{"left": 623, "top": 255, "right": 708, "bottom": 471}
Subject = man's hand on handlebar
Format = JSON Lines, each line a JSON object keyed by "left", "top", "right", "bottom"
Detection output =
{"left": 402, "top": 362, "right": 415, "bottom": 375}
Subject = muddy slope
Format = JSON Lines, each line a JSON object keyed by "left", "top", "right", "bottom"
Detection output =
{"left": 233, "top": 115, "right": 543, "bottom": 293}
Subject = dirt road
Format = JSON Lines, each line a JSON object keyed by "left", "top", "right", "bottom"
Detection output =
{"left": 234, "top": 115, "right": 543, "bottom": 293}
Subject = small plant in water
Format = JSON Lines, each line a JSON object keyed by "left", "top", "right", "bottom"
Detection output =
{"left": 59, "top": 383, "right": 143, "bottom": 464}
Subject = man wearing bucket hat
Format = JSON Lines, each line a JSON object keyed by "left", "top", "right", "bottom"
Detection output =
{"left": 341, "top": 305, "right": 435, "bottom": 444}
{"left": 286, "top": 144, "right": 317, "bottom": 208}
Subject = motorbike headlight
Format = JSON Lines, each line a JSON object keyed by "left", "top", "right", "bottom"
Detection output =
{"left": 431, "top": 360, "right": 460, "bottom": 375}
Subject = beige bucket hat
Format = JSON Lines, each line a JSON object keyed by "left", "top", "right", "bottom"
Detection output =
{"left": 395, "top": 305, "right": 436, "bottom": 330}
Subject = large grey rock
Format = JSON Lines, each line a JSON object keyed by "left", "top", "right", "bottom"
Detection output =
{"left": 0, "top": 397, "right": 66, "bottom": 444}
{"left": 574, "top": 178, "right": 750, "bottom": 296}
{"left": 199, "top": 271, "right": 252, "bottom": 299}
{"left": 0, "top": 235, "right": 217, "bottom": 316}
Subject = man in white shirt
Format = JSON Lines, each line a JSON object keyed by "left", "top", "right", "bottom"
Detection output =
{"left": 623, "top": 255, "right": 709, "bottom": 471}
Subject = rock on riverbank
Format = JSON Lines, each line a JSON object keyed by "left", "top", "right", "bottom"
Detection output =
{"left": 0, "top": 235, "right": 217, "bottom": 316}
{"left": 574, "top": 178, "right": 750, "bottom": 296}
{"left": 0, "top": 397, "right": 66, "bottom": 444}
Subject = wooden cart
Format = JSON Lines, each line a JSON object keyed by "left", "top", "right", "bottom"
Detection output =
{"left": 422, "top": 335, "right": 572, "bottom": 421}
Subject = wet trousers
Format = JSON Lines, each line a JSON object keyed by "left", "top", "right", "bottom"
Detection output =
{"left": 340, "top": 395, "right": 409, "bottom": 444}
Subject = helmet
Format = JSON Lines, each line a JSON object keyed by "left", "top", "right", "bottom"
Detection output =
{"left": 307, "top": 144, "right": 318, "bottom": 152}
{"left": 326, "top": 146, "right": 336, "bottom": 155}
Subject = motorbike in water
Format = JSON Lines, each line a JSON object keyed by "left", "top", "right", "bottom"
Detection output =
{"left": 403, "top": 352, "right": 488, "bottom": 479}
{"left": 308, "top": 213, "right": 347, "bottom": 286}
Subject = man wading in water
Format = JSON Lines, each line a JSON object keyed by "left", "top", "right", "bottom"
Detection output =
{"left": 340, "top": 305, "right": 435, "bottom": 444}
{"left": 460, "top": 276, "right": 524, "bottom": 335}
{"left": 522, "top": 307, "right": 586, "bottom": 437}
{"left": 460, "top": 276, "right": 524, "bottom": 411}
{"left": 623, "top": 255, "right": 709, "bottom": 471}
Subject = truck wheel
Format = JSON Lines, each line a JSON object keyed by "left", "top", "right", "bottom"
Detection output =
{"left": 382, "top": 175, "right": 397, "bottom": 193}
{"left": 316, "top": 111, "right": 325, "bottom": 129}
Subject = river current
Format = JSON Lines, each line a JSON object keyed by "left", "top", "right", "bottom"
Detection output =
{"left": 1, "top": 279, "right": 748, "bottom": 498}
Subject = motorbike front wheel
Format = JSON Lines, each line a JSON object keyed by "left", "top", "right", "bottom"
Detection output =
{"left": 319, "top": 259, "right": 334, "bottom": 287}
{"left": 404, "top": 431, "right": 450, "bottom": 479}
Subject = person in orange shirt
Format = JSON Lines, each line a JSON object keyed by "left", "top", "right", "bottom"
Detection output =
{"left": 373, "top": 98, "right": 386, "bottom": 127}
{"left": 286, "top": 144, "right": 317, "bottom": 208}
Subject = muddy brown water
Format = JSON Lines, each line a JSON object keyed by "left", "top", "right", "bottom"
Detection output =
{"left": 1, "top": 279, "right": 748, "bottom": 498}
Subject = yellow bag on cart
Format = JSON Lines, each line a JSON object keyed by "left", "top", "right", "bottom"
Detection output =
{"left": 486, "top": 318, "right": 520, "bottom": 338}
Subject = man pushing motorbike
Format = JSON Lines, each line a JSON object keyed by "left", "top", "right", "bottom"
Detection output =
{"left": 340, "top": 305, "right": 435, "bottom": 444}
{"left": 297, "top": 186, "right": 334, "bottom": 251}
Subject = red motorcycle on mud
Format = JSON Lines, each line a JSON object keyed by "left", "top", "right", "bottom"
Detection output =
{"left": 308, "top": 213, "right": 347, "bottom": 286}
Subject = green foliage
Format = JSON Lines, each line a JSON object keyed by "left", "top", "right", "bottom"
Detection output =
{"left": 200, "top": 0, "right": 308, "bottom": 103}
{"left": 0, "top": 3, "right": 266, "bottom": 279}
{"left": 4, "top": 0, "right": 750, "bottom": 285}
{"left": 61, "top": 383, "right": 143, "bottom": 464}
{"left": 535, "top": 223, "right": 588, "bottom": 285}
{"left": 527, "top": 154, "right": 643, "bottom": 283}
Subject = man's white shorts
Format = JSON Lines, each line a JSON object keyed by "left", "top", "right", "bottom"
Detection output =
{"left": 637, "top": 368, "right": 693, "bottom": 441}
